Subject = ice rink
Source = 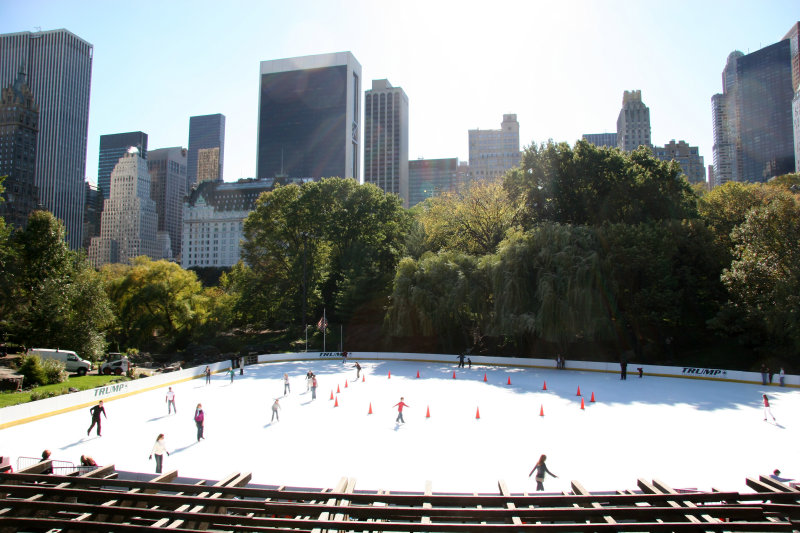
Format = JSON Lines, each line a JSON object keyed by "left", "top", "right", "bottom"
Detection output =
{"left": 3, "top": 359, "right": 797, "bottom": 494}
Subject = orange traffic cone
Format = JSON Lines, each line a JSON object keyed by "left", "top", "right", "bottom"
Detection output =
{"left": 540, "top": 405, "right": 545, "bottom": 416}
{"left": 543, "top": 380, "right": 547, "bottom": 390}
{"left": 475, "top": 407, "right": 481, "bottom": 419}
{"left": 388, "top": 371, "right": 391, "bottom": 379}
{"left": 426, "top": 406, "right": 430, "bottom": 418}
{"left": 337, "top": 384, "right": 341, "bottom": 394}
{"left": 368, "top": 402, "right": 373, "bottom": 415}
{"left": 453, "top": 371, "right": 456, "bottom": 379}
{"left": 329, "top": 390, "right": 334, "bottom": 400}
{"left": 590, "top": 392, "right": 595, "bottom": 403}
{"left": 362, "top": 375, "right": 365, "bottom": 382}
{"left": 580, "top": 397, "right": 585, "bottom": 410}
{"left": 334, "top": 397, "right": 339, "bottom": 407}
{"left": 507, "top": 376, "right": 512, "bottom": 385}
{"left": 483, "top": 373, "right": 487, "bottom": 382}
{"left": 416, "top": 370, "right": 420, "bottom": 378}
{"left": 576, "top": 386, "right": 581, "bottom": 396}
{"left": 345, "top": 381, "right": 348, "bottom": 389}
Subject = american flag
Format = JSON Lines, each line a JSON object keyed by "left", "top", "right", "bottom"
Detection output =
{"left": 317, "top": 316, "right": 328, "bottom": 331}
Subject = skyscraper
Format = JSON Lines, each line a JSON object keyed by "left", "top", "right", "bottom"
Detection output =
{"left": 0, "top": 67, "right": 40, "bottom": 230}
{"left": 468, "top": 114, "right": 520, "bottom": 181}
{"left": 257, "top": 52, "right": 361, "bottom": 181}
{"left": 616, "top": 90, "right": 651, "bottom": 152}
{"left": 187, "top": 114, "right": 225, "bottom": 190}
{"left": 581, "top": 133, "right": 618, "bottom": 149}
{"left": 147, "top": 147, "right": 187, "bottom": 260}
{"left": 196, "top": 147, "right": 221, "bottom": 184}
{"left": 712, "top": 35, "right": 795, "bottom": 184}
{"left": 652, "top": 140, "right": 706, "bottom": 184}
{"left": 364, "top": 79, "right": 409, "bottom": 207}
{"left": 0, "top": 29, "right": 93, "bottom": 249}
{"left": 89, "top": 148, "right": 159, "bottom": 267}
{"left": 98, "top": 132, "right": 148, "bottom": 199}
{"left": 408, "top": 158, "right": 459, "bottom": 207}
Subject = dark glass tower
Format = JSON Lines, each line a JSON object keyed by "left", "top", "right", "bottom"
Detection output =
{"left": 187, "top": 113, "right": 225, "bottom": 190}
{"left": 98, "top": 132, "right": 148, "bottom": 199}
{"left": 257, "top": 52, "right": 361, "bottom": 181}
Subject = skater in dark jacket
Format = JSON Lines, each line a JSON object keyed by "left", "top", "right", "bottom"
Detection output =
{"left": 87, "top": 401, "right": 107, "bottom": 436}
{"left": 529, "top": 454, "right": 558, "bottom": 491}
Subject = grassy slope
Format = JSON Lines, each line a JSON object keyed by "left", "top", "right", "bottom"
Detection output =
{"left": 0, "top": 375, "right": 130, "bottom": 408}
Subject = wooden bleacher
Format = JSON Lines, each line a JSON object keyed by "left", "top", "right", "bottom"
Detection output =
{"left": 0, "top": 469, "right": 798, "bottom": 531}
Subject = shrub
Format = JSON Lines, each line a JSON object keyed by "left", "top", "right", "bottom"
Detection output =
{"left": 18, "top": 354, "right": 47, "bottom": 387}
{"left": 41, "top": 358, "right": 67, "bottom": 385}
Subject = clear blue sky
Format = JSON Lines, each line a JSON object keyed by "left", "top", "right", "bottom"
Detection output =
{"left": 2, "top": 0, "right": 798, "bottom": 184}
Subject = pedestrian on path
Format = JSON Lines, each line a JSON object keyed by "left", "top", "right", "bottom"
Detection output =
{"left": 87, "top": 401, "right": 107, "bottom": 437}
{"left": 194, "top": 404, "right": 205, "bottom": 441}
{"left": 149, "top": 433, "right": 170, "bottom": 474}
{"left": 763, "top": 394, "right": 777, "bottom": 423}
{"left": 529, "top": 454, "right": 558, "bottom": 491}
{"left": 393, "top": 397, "right": 410, "bottom": 424}
{"left": 165, "top": 387, "right": 176, "bottom": 414}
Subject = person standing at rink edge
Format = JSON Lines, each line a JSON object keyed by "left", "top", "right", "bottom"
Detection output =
{"left": 87, "top": 401, "right": 107, "bottom": 436}
{"left": 205, "top": 366, "right": 211, "bottom": 385}
{"left": 149, "top": 433, "right": 170, "bottom": 474}
{"left": 529, "top": 454, "right": 558, "bottom": 491}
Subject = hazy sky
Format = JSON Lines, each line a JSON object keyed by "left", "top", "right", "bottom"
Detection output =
{"left": 2, "top": 1, "right": 797, "bottom": 184}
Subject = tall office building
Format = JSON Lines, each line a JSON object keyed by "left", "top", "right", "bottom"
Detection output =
{"left": 653, "top": 140, "right": 706, "bottom": 184}
{"left": 712, "top": 26, "right": 796, "bottom": 184}
{"left": 468, "top": 114, "right": 521, "bottom": 180}
{"left": 257, "top": 52, "right": 361, "bottom": 181}
{"left": 785, "top": 23, "right": 800, "bottom": 172}
{"left": 581, "top": 133, "right": 618, "bottom": 149}
{"left": 364, "top": 79, "right": 409, "bottom": 206}
{"left": 408, "top": 158, "right": 459, "bottom": 208}
{"left": 98, "top": 132, "right": 148, "bottom": 199}
{"left": 88, "top": 149, "right": 159, "bottom": 267}
{"left": 794, "top": 91, "right": 800, "bottom": 172}
{"left": 616, "top": 90, "right": 651, "bottom": 152}
{"left": 196, "top": 147, "right": 221, "bottom": 184}
{"left": 0, "top": 29, "right": 93, "bottom": 249}
{"left": 147, "top": 147, "right": 187, "bottom": 260}
{"left": 0, "top": 67, "right": 40, "bottom": 230}
{"left": 82, "top": 182, "right": 102, "bottom": 250}
{"left": 187, "top": 113, "right": 225, "bottom": 190}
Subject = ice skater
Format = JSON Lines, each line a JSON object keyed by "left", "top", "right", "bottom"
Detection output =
{"left": 393, "top": 397, "right": 409, "bottom": 424}
{"left": 271, "top": 398, "right": 281, "bottom": 422}
{"left": 149, "top": 433, "right": 170, "bottom": 474}
{"left": 355, "top": 362, "right": 362, "bottom": 379}
{"left": 311, "top": 375, "right": 318, "bottom": 400}
{"left": 763, "top": 394, "right": 776, "bottom": 422}
{"left": 165, "top": 387, "right": 176, "bottom": 414}
{"left": 194, "top": 404, "right": 205, "bottom": 441}
{"left": 87, "top": 401, "right": 106, "bottom": 436}
{"left": 620, "top": 361, "right": 627, "bottom": 380}
{"left": 228, "top": 367, "right": 235, "bottom": 383}
{"left": 205, "top": 366, "right": 211, "bottom": 385}
{"left": 456, "top": 353, "right": 466, "bottom": 368}
{"left": 529, "top": 454, "right": 558, "bottom": 491}
{"left": 780, "top": 368, "right": 785, "bottom": 387}
{"left": 283, "top": 373, "right": 291, "bottom": 395}
{"left": 306, "top": 370, "right": 314, "bottom": 391}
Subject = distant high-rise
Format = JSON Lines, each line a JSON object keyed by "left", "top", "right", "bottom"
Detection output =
{"left": 257, "top": 52, "right": 361, "bottom": 181}
{"left": 98, "top": 132, "right": 148, "bottom": 200}
{"left": 468, "top": 114, "right": 520, "bottom": 180}
{"left": 364, "top": 79, "right": 409, "bottom": 207}
{"left": 187, "top": 114, "right": 225, "bottom": 190}
{"left": 712, "top": 25, "right": 796, "bottom": 184}
{"left": 616, "top": 90, "right": 651, "bottom": 152}
{"left": 653, "top": 140, "right": 706, "bottom": 184}
{"left": 196, "top": 147, "right": 221, "bottom": 184}
{"left": 582, "top": 133, "right": 618, "bottom": 149}
{"left": 147, "top": 147, "right": 187, "bottom": 260}
{"left": 0, "top": 67, "right": 40, "bottom": 230}
{"left": 0, "top": 29, "right": 93, "bottom": 249}
{"left": 89, "top": 149, "right": 159, "bottom": 267}
{"left": 784, "top": 22, "right": 800, "bottom": 173}
{"left": 408, "top": 158, "right": 459, "bottom": 208}
{"left": 82, "top": 182, "right": 102, "bottom": 250}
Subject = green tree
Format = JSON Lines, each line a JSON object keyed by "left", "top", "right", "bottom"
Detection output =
{"left": 103, "top": 257, "right": 207, "bottom": 349}
{"left": 504, "top": 140, "right": 697, "bottom": 227}
{"left": 721, "top": 192, "right": 800, "bottom": 351}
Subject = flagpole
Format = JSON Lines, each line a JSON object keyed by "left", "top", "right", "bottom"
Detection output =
{"left": 323, "top": 308, "right": 327, "bottom": 352}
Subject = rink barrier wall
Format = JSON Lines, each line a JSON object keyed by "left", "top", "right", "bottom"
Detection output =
{"left": 1, "top": 352, "right": 793, "bottom": 429}
{"left": 0, "top": 361, "right": 231, "bottom": 430}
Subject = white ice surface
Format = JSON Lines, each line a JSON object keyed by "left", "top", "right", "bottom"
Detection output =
{"left": 2, "top": 360, "right": 796, "bottom": 494}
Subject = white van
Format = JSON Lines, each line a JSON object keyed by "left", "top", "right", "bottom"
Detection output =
{"left": 29, "top": 348, "right": 91, "bottom": 376}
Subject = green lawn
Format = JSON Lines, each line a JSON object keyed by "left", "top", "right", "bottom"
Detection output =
{"left": 0, "top": 374, "right": 130, "bottom": 408}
